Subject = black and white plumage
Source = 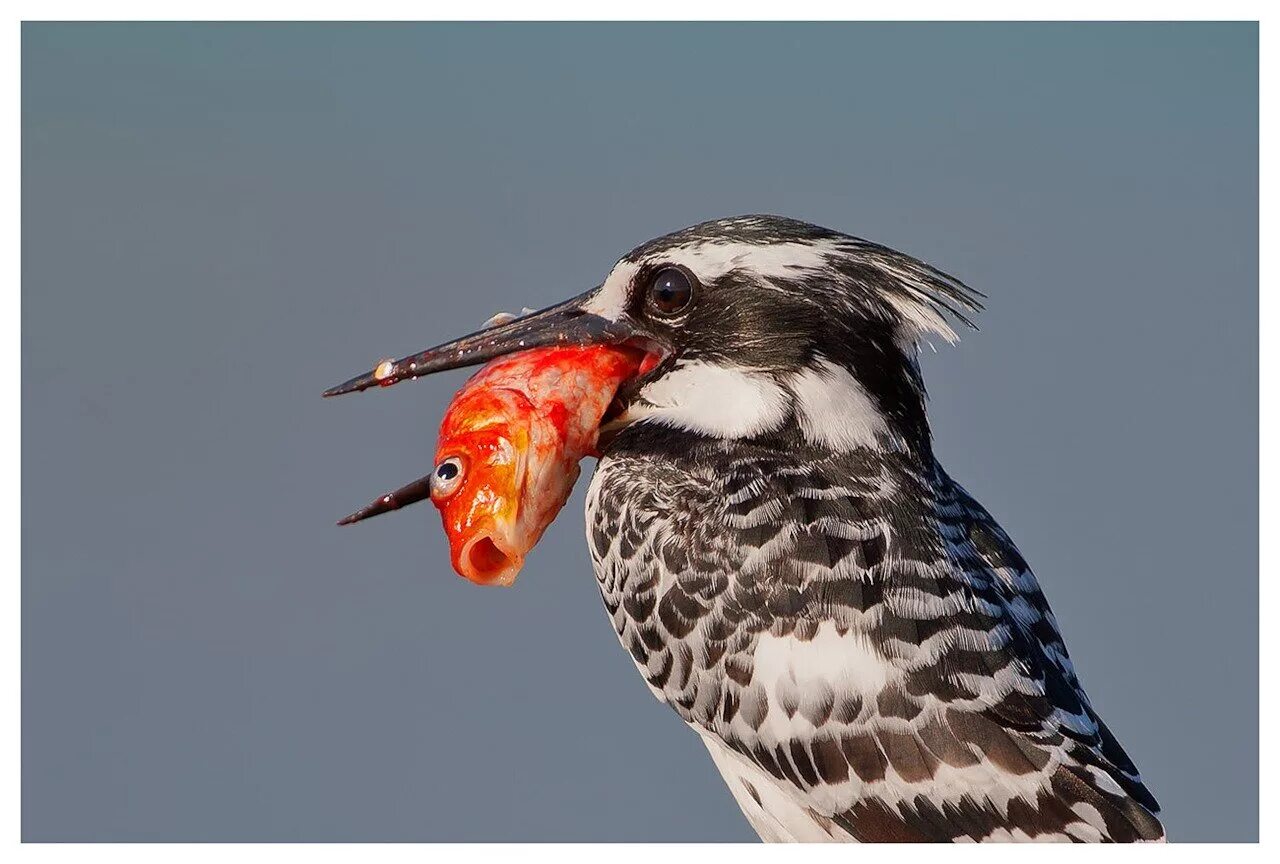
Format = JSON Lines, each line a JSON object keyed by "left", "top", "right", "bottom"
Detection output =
{"left": 582, "top": 217, "right": 1164, "bottom": 842}
{"left": 327, "top": 214, "right": 1163, "bottom": 842}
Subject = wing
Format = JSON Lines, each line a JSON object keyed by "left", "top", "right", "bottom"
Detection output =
{"left": 587, "top": 435, "right": 1164, "bottom": 842}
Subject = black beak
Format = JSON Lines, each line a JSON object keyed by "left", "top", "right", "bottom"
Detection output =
{"left": 336, "top": 472, "right": 434, "bottom": 526}
{"left": 322, "top": 288, "right": 633, "bottom": 397}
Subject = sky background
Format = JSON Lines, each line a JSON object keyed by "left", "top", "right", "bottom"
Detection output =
{"left": 23, "top": 22, "right": 1258, "bottom": 841}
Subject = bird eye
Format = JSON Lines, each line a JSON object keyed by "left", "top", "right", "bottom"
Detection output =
{"left": 430, "top": 457, "right": 465, "bottom": 499}
{"left": 646, "top": 267, "right": 695, "bottom": 317}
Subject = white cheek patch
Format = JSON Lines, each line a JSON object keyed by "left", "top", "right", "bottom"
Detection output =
{"left": 622, "top": 361, "right": 790, "bottom": 439}
{"left": 789, "top": 358, "right": 899, "bottom": 451}
{"left": 617, "top": 358, "right": 900, "bottom": 450}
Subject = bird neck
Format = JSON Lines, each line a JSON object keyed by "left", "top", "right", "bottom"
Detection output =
{"left": 611, "top": 341, "right": 936, "bottom": 461}
{"left": 810, "top": 321, "right": 936, "bottom": 459}
{"left": 604, "top": 408, "right": 940, "bottom": 481}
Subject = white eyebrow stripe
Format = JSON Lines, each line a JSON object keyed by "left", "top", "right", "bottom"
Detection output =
{"left": 651, "top": 239, "right": 840, "bottom": 282}
{"left": 587, "top": 224, "right": 979, "bottom": 348}
{"left": 582, "top": 259, "right": 639, "bottom": 320}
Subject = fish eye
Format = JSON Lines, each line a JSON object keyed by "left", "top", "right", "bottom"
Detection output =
{"left": 646, "top": 267, "right": 695, "bottom": 317}
{"left": 430, "top": 457, "right": 465, "bottom": 499}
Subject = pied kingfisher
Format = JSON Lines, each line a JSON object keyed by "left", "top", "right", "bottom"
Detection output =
{"left": 326, "top": 215, "right": 1164, "bottom": 842}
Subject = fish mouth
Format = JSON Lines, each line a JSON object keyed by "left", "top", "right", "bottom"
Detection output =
{"left": 456, "top": 531, "right": 525, "bottom": 587}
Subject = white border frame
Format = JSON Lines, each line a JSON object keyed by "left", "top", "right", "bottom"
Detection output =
{"left": 8, "top": 4, "right": 1269, "bottom": 858}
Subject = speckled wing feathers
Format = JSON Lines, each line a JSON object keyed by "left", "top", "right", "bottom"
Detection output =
{"left": 585, "top": 429, "right": 1163, "bottom": 842}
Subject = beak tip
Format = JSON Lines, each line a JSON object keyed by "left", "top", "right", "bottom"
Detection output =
{"left": 324, "top": 358, "right": 406, "bottom": 398}
{"left": 322, "top": 374, "right": 374, "bottom": 398}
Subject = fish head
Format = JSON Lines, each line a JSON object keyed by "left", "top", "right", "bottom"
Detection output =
{"left": 429, "top": 387, "right": 546, "bottom": 587}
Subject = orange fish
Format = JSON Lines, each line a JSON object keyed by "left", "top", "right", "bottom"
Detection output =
{"left": 338, "top": 345, "right": 643, "bottom": 586}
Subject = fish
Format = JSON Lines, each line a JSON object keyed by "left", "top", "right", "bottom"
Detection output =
{"left": 337, "top": 344, "right": 645, "bottom": 586}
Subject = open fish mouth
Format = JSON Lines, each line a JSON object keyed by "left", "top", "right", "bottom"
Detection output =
{"left": 457, "top": 531, "right": 524, "bottom": 587}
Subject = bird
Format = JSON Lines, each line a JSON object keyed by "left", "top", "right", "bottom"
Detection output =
{"left": 324, "top": 215, "right": 1164, "bottom": 842}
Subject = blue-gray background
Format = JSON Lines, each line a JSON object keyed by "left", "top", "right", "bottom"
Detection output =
{"left": 22, "top": 22, "right": 1258, "bottom": 842}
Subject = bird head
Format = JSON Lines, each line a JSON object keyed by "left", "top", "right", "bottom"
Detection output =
{"left": 324, "top": 215, "right": 981, "bottom": 456}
